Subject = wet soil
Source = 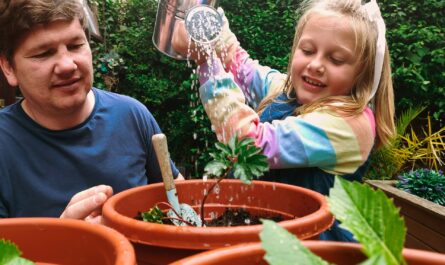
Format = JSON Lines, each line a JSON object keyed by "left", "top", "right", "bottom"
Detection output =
{"left": 205, "top": 208, "right": 284, "bottom": 227}
{"left": 136, "top": 207, "right": 284, "bottom": 227}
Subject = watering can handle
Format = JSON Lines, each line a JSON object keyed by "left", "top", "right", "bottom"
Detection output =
{"left": 152, "top": 134, "right": 175, "bottom": 191}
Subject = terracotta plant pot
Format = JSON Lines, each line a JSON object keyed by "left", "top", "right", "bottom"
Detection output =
{"left": 0, "top": 218, "right": 136, "bottom": 265}
{"left": 102, "top": 179, "right": 333, "bottom": 265}
{"left": 171, "top": 241, "right": 445, "bottom": 265}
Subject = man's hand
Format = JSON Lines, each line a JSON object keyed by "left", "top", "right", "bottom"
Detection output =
{"left": 60, "top": 185, "right": 113, "bottom": 224}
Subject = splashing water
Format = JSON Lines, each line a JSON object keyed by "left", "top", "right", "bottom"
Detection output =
{"left": 213, "top": 184, "right": 220, "bottom": 194}
{"left": 185, "top": 7, "right": 225, "bottom": 175}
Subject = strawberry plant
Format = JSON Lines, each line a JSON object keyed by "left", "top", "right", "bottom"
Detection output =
{"left": 141, "top": 135, "right": 269, "bottom": 226}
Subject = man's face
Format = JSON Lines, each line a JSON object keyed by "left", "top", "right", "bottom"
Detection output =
{"left": 0, "top": 19, "right": 93, "bottom": 114}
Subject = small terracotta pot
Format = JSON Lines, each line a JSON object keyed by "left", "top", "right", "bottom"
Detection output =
{"left": 102, "top": 179, "right": 333, "bottom": 265}
{"left": 171, "top": 241, "right": 445, "bottom": 265}
{"left": 0, "top": 218, "right": 136, "bottom": 265}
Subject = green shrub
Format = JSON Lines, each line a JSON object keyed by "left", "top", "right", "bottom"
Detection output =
{"left": 381, "top": 0, "right": 445, "bottom": 120}
{"left": 396, "top": 168, "right": 445, "bottom": 206}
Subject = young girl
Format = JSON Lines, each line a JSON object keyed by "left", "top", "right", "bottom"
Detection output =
{"left": 174, "top": 0, "right": 395, "bottom": 241}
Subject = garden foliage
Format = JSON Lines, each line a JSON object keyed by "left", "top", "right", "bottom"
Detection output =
{"left": 366, "top": 107, "right": 445, "bottom": 180}
{"left": 396, "top": 168, "right": 445, "bottom": 206}
{"left": 0, "top": 239, "right": 34, "bottom": 265}
{"left": 261, "top": 177, "right": 407, "bottom": 265}
{"left": 89, "top": 0, "right": 444, "bottom": 177}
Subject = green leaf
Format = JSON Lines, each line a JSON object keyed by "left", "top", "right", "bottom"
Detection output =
{"left": 0, "top": 239, "right": 35, "bottom": 265}
{"left": 359, "top": 254, "right": 387, "bottom": 265}
{"left": 214, "top": 142, "right": 232, "bottom": 157}
{"left": 260, "top": 220, "right": 331, "bottom": 265}
{"left": 204, "top": 160, "right": 227, "bottom": 177}
{"left": 238, "top": 137, "right": 255, "bottom": 148}
{"left": 228, "top": 135, "right": 238, "bottom": 156}
{"left": 328, "top": 177, "right": 406, "bottom": 265}
{"left": 204, "top": 135, "right": 269, "bottom": 182}
{"left": 141, "top": 205, "right": 164, "bottom": 224}
{"left": 233, "top": 163, "right": 249, "bottom": 184}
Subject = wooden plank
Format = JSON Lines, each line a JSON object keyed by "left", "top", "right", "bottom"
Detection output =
{"left": 366, "top": 180, "right": 445, "bottom": 253}
{"left": 404, "top": 214, "right": 445, "bottom": 252}
{"left": 405, "top": 233, "right": 435, "bottom": 252}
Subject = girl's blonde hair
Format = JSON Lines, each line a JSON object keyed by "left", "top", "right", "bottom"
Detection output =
{"left": 257, "top": 0, "right": 395, "bottom": 148}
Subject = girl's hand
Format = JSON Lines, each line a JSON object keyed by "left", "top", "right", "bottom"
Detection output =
{"left": 172, "top": 8, "right": 239, "bottom": 69}
{"left": 60, "top": 185, "right": 113, "bottom": 224}
{"left": 172, "top": 21, "right": 207, "bottom": 65}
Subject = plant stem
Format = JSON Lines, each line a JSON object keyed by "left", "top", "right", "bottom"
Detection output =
{"left": 156, "top": 201, "right": 191, "bottom": 226}
{"left": 162, "top": 216, "right": 195, "bottom": 226}
{"left": 199, "top": 166, "right": 232, "bottom": 225}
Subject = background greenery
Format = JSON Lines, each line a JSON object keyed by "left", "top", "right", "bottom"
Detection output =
{"left": 90, "top": 0, "right": 444, "bottom": 178}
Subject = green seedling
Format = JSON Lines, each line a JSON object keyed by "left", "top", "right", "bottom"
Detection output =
{"left": 141, "top": 135, "right": 269, "bottom": 226}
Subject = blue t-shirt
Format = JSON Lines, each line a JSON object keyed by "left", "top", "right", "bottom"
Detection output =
{"left": 0, "top": 88, "right": 179, "bottom": 217}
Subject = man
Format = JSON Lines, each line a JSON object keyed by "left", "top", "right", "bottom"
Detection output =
{"left": 0, "top": 0, "right": 182, "bottom": 223}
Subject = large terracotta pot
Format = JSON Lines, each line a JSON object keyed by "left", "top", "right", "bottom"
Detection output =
{"left": 0, "top": 218, "right": 136, "bottom": 265}
{"left": 171, "top": 241, "right": 445, "bottom": 265}
{"left": 102, "top": 179, "right": 333, "bottom": 265}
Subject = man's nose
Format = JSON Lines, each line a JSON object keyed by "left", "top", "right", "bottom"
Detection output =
{"left": 54, "top": 52, "right": 77, "bottom": 75}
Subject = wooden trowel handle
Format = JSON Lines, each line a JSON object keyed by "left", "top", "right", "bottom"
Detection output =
{"left": 152, "top": 134, "right": 175, "bottom": 191}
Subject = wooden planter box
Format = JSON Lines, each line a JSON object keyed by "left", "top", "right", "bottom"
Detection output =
{"left": 366, "top": 180, "right": 445, "bottom": 253}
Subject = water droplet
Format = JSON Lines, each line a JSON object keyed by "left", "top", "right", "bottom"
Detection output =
{"left": 214, "top": 184, "right": 220, "bottom": 194}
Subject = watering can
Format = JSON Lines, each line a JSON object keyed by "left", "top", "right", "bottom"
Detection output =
{"left": 153, "top": 0, "right": 222, "bottom": 59}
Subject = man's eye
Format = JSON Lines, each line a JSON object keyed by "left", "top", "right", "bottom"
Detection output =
{"left": 32, "top": 50, "right": 53, "bottom": 58}
{"left": 68, "top": 43, "right": 84, "bottom": 50}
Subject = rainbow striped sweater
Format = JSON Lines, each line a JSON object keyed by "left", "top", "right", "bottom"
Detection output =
{"left": 198, "top": 48, "right": 375, "bottom": 175}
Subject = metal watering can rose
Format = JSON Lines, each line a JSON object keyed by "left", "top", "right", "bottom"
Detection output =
{"left": 153, "top": 0, "right": 221, "bottom": 59}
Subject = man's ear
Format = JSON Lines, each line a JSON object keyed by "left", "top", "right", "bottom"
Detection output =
{"left": 0, "top": 56, "right": 18, "bottom": 87}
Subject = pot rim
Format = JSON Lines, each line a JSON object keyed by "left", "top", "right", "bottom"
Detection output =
{"left": 103, "top": 179, "right": 334, "bottom": 250}
{"left": 0, "top": 217, "right": 136, "bottom": 265}
{"left": 170, "top": 240, "right": 445, "bottom": 265}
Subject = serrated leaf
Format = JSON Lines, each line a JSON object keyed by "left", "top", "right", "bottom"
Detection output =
{"left": 204, "top": 160, "right": 227, "bottom": 177}
{"left": 214, "top": 142, "right": 231, "bottom": 156}
{"left": 0, "top": 239, "right": 35, "bottom": 265}
{"left": 359, "top": 254, "right": 387, "bottom": 265}
{"left": 228, "top": 135, "right": 237, "bottom": 155}
{"left": 233, "top": 163, "right": 250, "bottom": 184}
{"left": 260, "top": 220, "right": 330, "bottom": 265}
{"left": 328, "top": 177, "right": 406, "bottom": 265}
{"left": 238, "top": 137, "right": 255, "bottom": 147}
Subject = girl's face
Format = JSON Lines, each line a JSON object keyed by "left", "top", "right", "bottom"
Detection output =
{"left": 291, "top": 14, "right": 362, "bottom": 104}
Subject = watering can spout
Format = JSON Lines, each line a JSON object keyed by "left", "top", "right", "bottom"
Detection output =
{"left": 152, "top": 0, "right": 220, "bottom": 59}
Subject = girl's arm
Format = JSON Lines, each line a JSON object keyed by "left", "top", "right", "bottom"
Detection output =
{"left": 198, "top": 46, "right": 286, "bottom": 110}
{"left": 199, "top": 59, "right": 375, "bottom": 175}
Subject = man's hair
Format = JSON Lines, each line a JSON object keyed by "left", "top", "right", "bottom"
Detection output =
{"left": 0, "top": 0, "right": 87, "bottom": 62}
